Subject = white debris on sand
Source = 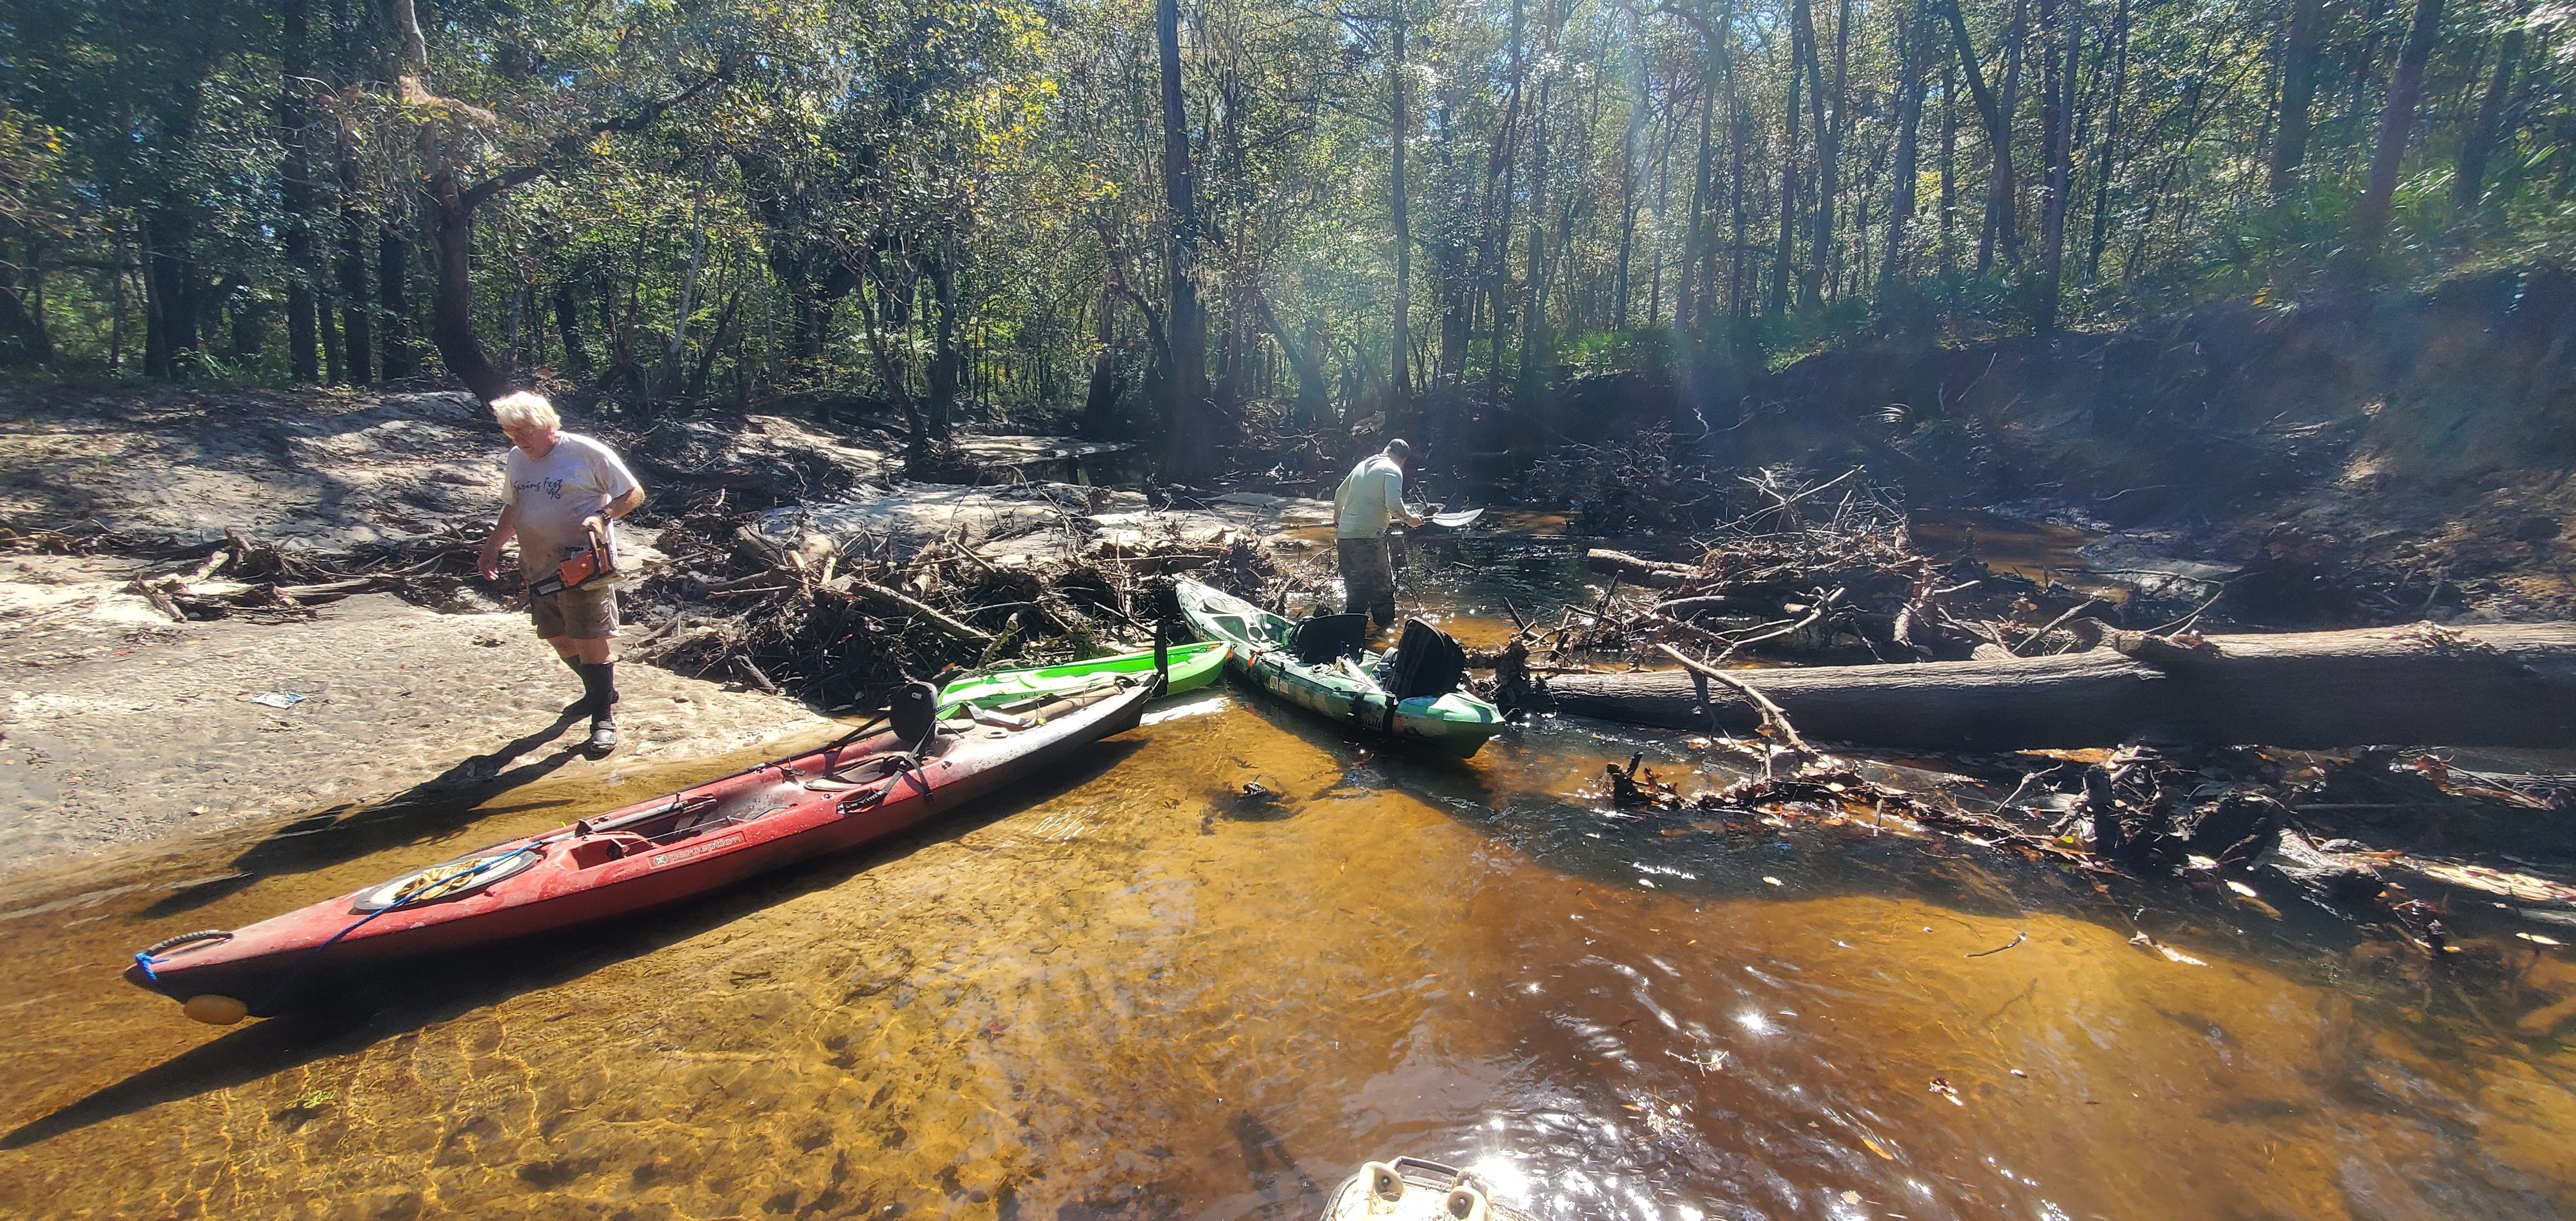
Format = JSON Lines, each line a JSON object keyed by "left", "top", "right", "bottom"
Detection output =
{"left": 747, "top": 484, "right": 1334, "bottom": 567}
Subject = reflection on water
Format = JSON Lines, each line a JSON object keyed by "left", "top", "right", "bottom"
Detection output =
{"left": 2, "top": 690, "right": 2571, "bottom": 1219}
{"left": 4, "top": 540, "right": 2575, "bottom": 1218}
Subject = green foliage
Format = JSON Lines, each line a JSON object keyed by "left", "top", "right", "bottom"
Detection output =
{"left": 1, "top": 0, "right": 2570, "bottom": 449}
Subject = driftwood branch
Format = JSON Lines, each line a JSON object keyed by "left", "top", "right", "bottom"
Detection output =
{"left": 1654, "top": 643, "right": 1815, "bottom": 755}
{"left": 2012, "top": 597, "right": 2104, "bottom": 656}
{"left": 1585, "top": 548, "right": 1696, "bottom": 588}
{"left": 832, "top": 578, "right": 996, "bottom": 643}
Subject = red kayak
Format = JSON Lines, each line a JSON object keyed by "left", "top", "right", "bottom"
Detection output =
{"left": 127, "top": 680, "right": 1152, "bottom": 1022}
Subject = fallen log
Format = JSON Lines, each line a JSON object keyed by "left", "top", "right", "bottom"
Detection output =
{"left": 1585, "top": 548, "right": 1696, "bottom": 588}
{"left": 1537, "top": 623, "right": 2576, "bottom": 750}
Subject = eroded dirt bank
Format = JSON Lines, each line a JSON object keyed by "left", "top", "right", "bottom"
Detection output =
{"left": 1523, "top": 262, "right": 2576, "bottom": 625}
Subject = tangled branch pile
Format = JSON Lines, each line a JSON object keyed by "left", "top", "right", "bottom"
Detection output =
{"left": 34, "top": 526, "right": 505, "bottom": 625}
{"left": 1596, "top": 730, "right": 2569, "bottom": 957}
{"left": 623, "top": 493, "right": 1281, "bottom": 711}
{"left": 1539, "top": 467, "right": 2220, "bottom": 672}
{"left": 1522, "top": 426, "right": 1731, "bottom": 535}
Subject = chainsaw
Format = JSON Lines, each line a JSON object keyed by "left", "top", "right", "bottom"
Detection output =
{"left": 528, "top": 529, "right": 615, "bottom": 597}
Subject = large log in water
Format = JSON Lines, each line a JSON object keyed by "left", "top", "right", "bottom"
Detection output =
{"left": 1541, "top": 623, "right": 2576, "bottom": 749}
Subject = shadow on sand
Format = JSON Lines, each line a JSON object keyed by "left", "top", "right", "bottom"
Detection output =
{"left": 3, "top": 737, "right": 1143, "bottom": 1151}
{"left": 140, "top": 706, "right": 601, "bottom": 919}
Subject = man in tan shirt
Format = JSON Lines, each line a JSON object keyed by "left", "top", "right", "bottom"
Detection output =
{"left": 1330, "top": 439, "right": 1424, "bottom": 627}
{"left": 475, "top": 392, "right": 646, "bottom": 754}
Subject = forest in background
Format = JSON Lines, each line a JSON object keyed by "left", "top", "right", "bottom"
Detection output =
{"left": 3, "top": 0, "right": 2573, "bottom": 479}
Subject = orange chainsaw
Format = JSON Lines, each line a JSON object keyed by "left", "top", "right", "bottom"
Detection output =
{"left": 528, "top": 523, "right": 615, "bottom": 596}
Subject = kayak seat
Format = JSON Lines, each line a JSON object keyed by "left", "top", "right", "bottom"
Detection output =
{"left": 809, "top": 749, "right": 927, "bottom": 792}
{"left": 1389, "top": 619, "right": 1467, "bottom": 700}
{"left": 889, "top": 679, "right": 941, "bottom": 746}
{"left": 1287, "top": 613, "right": 1371, "bottom": 665}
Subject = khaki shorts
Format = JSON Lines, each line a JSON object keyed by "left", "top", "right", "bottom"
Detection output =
{"left": 530, "top": 583, "right": 620, "bottom": 641}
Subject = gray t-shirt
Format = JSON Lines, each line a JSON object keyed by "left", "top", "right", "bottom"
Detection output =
{"left": 503, "top": 432, "right": 641, "bottom": 586}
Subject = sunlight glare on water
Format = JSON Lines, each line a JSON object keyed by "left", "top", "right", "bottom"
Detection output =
{"left": 0, "top": 535, "right": 2569, "bottom": 1218}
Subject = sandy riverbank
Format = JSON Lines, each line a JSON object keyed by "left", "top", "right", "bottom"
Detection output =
{"left": 0, "top": 382, "right": 1341, "bottom": 877}
{"left": 0, "top": 554, "right": 833, "bottom": 879}
{"left": 0, "top": 384, "right": 880, "bottom": 876}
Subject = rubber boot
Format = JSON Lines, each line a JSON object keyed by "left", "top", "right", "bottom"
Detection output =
{"left": 579, "top": 661, "right": 619, "bottom": 753}
{"left": 558, "top": 651, "right": 588, "bottom": 715}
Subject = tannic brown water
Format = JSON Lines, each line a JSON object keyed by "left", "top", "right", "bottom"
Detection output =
{"left": 2, "top": 537, "right": 2570, "bottom": 1218}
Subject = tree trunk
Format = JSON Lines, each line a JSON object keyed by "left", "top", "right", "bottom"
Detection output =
{"left": 1942, "top": 0, "right": 2012, "bottom": 275}
{"left": 1939, "top": 48, "right": 1957, "bottom": 276}
{"left": 385, "top": 0, "right": 428, "bottom": 384}
{"left": 1157, "top": 0, "right": 1214, "bottom": 479}
{"left": 143, "top": 206, "right": 199, "bottom": 379}
{"left": 1792, "top": 0, "right": 1832, "bottom": 305}
{"left": 1537, "top": 624, "right": 2576, "bottom": 750}
{"left": 2035, "top": 0, "right": 2074, "bottom": 334}
{"left": 554, "top": 284, "right": 593, "bottom": 377}
{"left": 2269, "top": 0, "right": 2327, "bottom": 193}
{"left": 1518, "top": 73, "right": 1553, "bottom": 406}
{"left": 928, "top": 241, "right": 959, "bottom": 443}
{"left": 855, "top": 256, "right": 929, "bottom": 463}
{"left": 1082, "top": 286, "right": 1123, "bottom": 437}
{"left": 425, "top": 181, "right": 512, "bottom": 402}
{"left": 0, "top": 253, "right": 51, "bottom": 366}
{"left": 280, "top": 0, "right": 321, "bottom": 382}
{"left": 1390, "top": 6, "right": 1414, "bottom": 399}
{"left": 2353, "top": 0, "right": 2448, "bottom": 253}
{"left": 324, "top": 136, "right": 368, "bottom": 385}
{"left": 1677, "top": 42, "right": 1708, "bottom": 337}
{"left": 1820, "top": 0, "right": 1851, "bottom": 298}
{"left": 1881, "top": 0, "right": 1928, "bottom": 291}
{"left": 378, "top": 215, "right": 415, "bottom": 378}
{"left": 1769, "top": 57, "right": 1800, "bottom": 318}
{"left": 2456, "top": 17, "right": 2524, "bottom": 208}
{"left": 1728, "top": 77, "right": 1753, "bottom": 318}
{"left": 2086, "top": 0, "right": 2129, "bottom": 280}
{"left": 1614, "top": 30, "right": 1644, "bottom": 330}
{"left": 1991, "top": 0, "right": 2027, "bottom": 268}
{"left": 664, "top": 165, "right": 712, "bottom": 395}
{"left": 1479, "top": 0, "right": 1529, "bottom": 433}
{"left": 319, "top": 283, "right": 344, "bottom": 382}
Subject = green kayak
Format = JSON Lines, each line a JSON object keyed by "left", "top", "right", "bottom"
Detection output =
{"left": 1173, "top": 580, "right": 1504, "bottom": 758}
{"left": 939, "top": 640, "right": 1229, "bottom": 712}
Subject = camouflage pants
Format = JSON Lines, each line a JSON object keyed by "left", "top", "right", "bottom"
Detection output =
{"left": 1337, "top": 536, "right": 1397, "bottom": 627}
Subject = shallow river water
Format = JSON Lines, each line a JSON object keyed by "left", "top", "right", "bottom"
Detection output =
{"left": 2, "top": 532, "right": 2571, "bottom": 1219}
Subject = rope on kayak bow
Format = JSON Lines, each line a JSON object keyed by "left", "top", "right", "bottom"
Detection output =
{"left": 132, "top": 929, "right": 236, "bottom": 983}
{"left": 239, "top": 846, "right": 541, "bottom": 1014}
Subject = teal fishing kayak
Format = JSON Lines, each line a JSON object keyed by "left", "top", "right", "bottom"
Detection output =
{"left": 940, "top": 641, "right": 1229, "bottom": 711}
{"left": 1173, "top": 580, "right": 1504, "bottom": 758}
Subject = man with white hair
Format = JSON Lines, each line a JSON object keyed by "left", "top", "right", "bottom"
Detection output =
{"left": 1331, "top": 438, "right": 1424, "bottom": 627}
{"left": 475, "top": 392, "right": 645, "bottom": 753}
